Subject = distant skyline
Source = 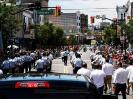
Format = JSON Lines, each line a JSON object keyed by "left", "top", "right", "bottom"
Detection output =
{"left": 49, "top": 0, "right": 128, "bottom": 24}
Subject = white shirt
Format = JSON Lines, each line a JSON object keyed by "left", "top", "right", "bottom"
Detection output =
{"left": 0, "top": 69, "right": 3, "bottom": 74}
{"left": 99, "top": 57, "right": 106, "bottom": 65}
{"left": 60, "top": 51, "right": 64, "bottom": 58}
{"left": 90, "top": 69, "right": 106, "bottom": 88}
{"left": 102, "top": 62, "right": 114, "bottom": 75}
{"left": 48, "top": 54, "right": 53, "bottom": 61}
{"left": 77, "top": 68, "right": 91, "bottom": 77}
{"left": 42, "top": 57, "right": 48, "bottom": 65}
{"left": 126, "top": 65, "right": 133, "bottom": 79}
{"left": 35, "top": 59, "right": 45, "bottom": 69}
{"left": 73, "top": 58, "right": 83, "bottom": 67}
{"left": 69, "top": 51, "right": 74, "bottom": 59}
{"left": 113, "top": 68, "right": 128, "bottom": 84}
{"left": 128, "top": 68, "right": 133, "bottom": 83}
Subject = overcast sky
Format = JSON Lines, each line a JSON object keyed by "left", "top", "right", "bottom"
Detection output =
{"left": 49, "top": 0, "right": 128, "bottom": 24}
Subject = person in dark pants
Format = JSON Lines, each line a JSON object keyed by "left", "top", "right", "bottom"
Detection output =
{"left": 35, "top": 56, "right": 45, "bottom": 73}
{"left": 113, "top": 62, "right": 128, "bottom": 99}
{"left": 63, "top": 50, "right": 69, "bottom": 65}
{"left": 73, "top": 54, "right": 83, "bottom": 74}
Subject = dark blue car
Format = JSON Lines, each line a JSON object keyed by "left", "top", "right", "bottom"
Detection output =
{"left": 0, "top": 73, "right": 100, "bottom": 99}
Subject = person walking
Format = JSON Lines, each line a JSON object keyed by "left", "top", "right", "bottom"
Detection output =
{"left": 113, "top": 62, "right": 128, "bottom": 99}
{"left": 127, "top": 60, "right": 133, "bottom": 95}
{"left": 63, "top": 49, "right": 69, "bottom": 65}
{"left": 73, "top": 54, "right": 83, "bottom": 74}
{"left": 77, "top": 62, "right": 91, "bottom": 78}
{"left": 35, "top": 56, "right": 45, "bottom": 73}
{"left": 126, "top": 59, "right": 133, "bottom": 95}
{"left": 90, "top": 63, "right": 106, "bottom": 95}
{"left": 102, "top": 58, "right": 114, "bottom": 94}
{"left": 1, "top": 56, "right": 10, "bottom": 74}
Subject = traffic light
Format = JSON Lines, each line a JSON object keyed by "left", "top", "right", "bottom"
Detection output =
{"left": 28, "top": 1, "right": 41, "bottom": 11}
{"left": 35, "top": 1, "right": 41, "bottom": 10}
{"left": 90, "top": 16, "right": 95, "bottom": 24}
{"left": 54, "top": 6, "right": 61, "bottom": 16}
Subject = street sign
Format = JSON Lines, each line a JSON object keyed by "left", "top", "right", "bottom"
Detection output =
{"left": 37, "top": 9, "right": 54, "bottom": 15}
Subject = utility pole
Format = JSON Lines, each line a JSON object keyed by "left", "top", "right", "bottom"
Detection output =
{"left": 96, "top": 15, "right": 118, "bottom": 48}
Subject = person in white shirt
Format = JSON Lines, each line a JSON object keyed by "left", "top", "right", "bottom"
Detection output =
{"left": 63, "top": 50, "right": 69, "bottom": 65}
{"left": 77, "top": 62, "right": 91, "bottom": 78}
{"left": 35, "top": 56, "right": 45, "bottom": 73}
{"left": 73, "top": 54, "right": 83, "bottom": 74}
{"left": 90, "top": 63, "right": 106, "bottom": 95}
{"left": 126, "top": 60, "right": 133, "bottom": 95}
{"left": 0, "top": 69, "right": 3, "bottom": 75}
{"left": 102, "top": 58, "right": 114, "bottom": 93}
{"left": 113, "top": 62, "right": 128, "bottom": 99}
{"left": 128, "top": 66, "right": 133, "bottom": 95}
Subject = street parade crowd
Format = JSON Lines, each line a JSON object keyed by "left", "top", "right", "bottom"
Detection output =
{"left": 1, "top": 44, "right": 133, "bottom": 99}
{"left": 59, "top": 44, "right": 133, "bottom": 99}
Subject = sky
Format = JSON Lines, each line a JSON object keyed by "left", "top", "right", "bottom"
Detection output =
{"left": 49, "top": 0, "right": 128, "bottom": 24}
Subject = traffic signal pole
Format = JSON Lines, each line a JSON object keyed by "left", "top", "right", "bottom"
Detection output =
{"left": 96, "top": 16, "right": 118, "bottom": 48}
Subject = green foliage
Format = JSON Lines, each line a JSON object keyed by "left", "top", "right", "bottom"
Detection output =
{"left": 103, "top": 26, "right": 116, "bottom": 44}
{"left": 36, "top": 23, "right": 65, "bottom": 48}
{"left": 0, "top": 4, "right": 20, "bottom": 49}
{"left": 67, "top": 35, "right": 78, "bottom": 45}
{"left": 121, "top": 19, "right": 133, "bottom": 43}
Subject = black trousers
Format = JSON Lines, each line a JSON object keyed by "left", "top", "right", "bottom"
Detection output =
{"left": 63, "top": 56, "right": 68, "bottom": 65}
{"left": 73, "top": 67, "right": 81, "bottom": 74}
{"left": 114, "top": 83, "right": 126, "bottom": 99}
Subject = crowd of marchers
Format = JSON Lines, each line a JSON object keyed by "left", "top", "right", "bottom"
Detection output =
{"left": 0, "top": 45, "right": 81, "bottom": 74}
{"left": 0, "top": 49, "right": 55, "bottom": 74}
{"left": 61, "top": 45, "right": 133, "bottom": 99}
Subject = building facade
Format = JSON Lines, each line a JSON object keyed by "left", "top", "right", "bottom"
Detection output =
{"left": 15, "top": 0, "right": 49, "bottom": 49}
{"left": 49, "top": 11, "right": 81, "bottom": 35}
{"left": 80, "top": 14, "right": 88, "bottom": 33}
{"left": 49, "top": 11, "right": 89, "bottom": 43}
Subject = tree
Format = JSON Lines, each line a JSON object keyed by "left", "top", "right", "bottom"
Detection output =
{"left": 103, "top": 26, "right": 116, "bottom": 44}
{"left": 0, "top": 4, "right": 20, "bottom": 50}
{"left": 36, "top": 23, "right": 65, "bottom": 48}
{"left": 120, "top": 19, "right": 133, "bottom": 46}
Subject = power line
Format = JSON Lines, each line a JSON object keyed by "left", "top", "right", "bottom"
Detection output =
{"left": 62, "top": 8, "right": 115, "bottom": 10}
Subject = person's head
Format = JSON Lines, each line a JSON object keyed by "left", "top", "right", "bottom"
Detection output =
{"left": 82, "top": 62, "right": 87, "bottom": 68}
{"left": 105, "top": 58, "right": 109, "bottom": 63}
{"left": 129, "top": 59, "right": 133, "bottom": 65}
{"left": 117, "top": 62, "right": 123, "bottom": 68}
{"left": 76, "top": 54, "right": 81, "bottom": 58}
{"left": 93, "top": 63, "right": 101, "bottom": 69}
